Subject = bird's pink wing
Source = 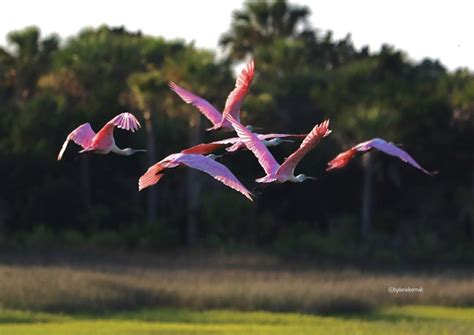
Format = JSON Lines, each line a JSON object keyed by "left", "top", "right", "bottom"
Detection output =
{"left": 174, "top": 154, "right": 253, "bottom": 201}
{"left": 257, "top": 133, "right": 308, "bottom": 140}
{"left": 138, "top": 154, "right": 181, "bottom": 191}
{"left": 169, "top": 81, "right": 222, "bottom": 126}
{"left": 57, "top": 123, "right": 96, "bottom": 160}
{"left": 277, "top": 120, "right": 331, "bottom": 177}
{"left": 181, "top": 142, "right": 227, "bottom": 155}
{"left": 107, "top": 112, "right": 141, "bottom": 132}
{"left": 138, "top": 162, "right": 167, "bottom": 191}
{"left": 226, "top": 142, "right": 244, "bottom": 153}
{"left": 181, "top": 137, "right": 241, "bottom": 155}
{"left": 225, "top": 134, "right": 306, "bottom": 153}
{"left": 326, "top": 148, "right": 358, "bottom": 171}
{"left": 355, "top": 138, "right": 437, "bottom": 175}
{"left": 222, "top": 60, "right": 255, "bottom": 121}
{"left": 225, "top": 113, "right": 279, "bottom": 176}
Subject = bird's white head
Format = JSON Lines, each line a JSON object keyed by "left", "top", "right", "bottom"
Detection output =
{"left": 124, "top": 148, "right": 147, "bottom": 156}
{"left": 266, "top": 138, "right": 294, "bottom": 147}
{"left": 245, "top": 125, "right": 263, "bottom": 132}
{"left": 295, "top": 174, "right": 317, "bottom": 182}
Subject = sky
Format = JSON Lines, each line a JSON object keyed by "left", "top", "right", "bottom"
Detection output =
{"left": 1, "top": 0, "right": 473, "bottom": 71}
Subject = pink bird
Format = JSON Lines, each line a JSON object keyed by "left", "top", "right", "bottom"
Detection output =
{"left": 57, "top": 112, "right": 146, "bottom": 160}
{"left": 326, "top": 138, "right": 437, "bottom": 175}
{"left": 225, "top": 114, "right": 331, "bottom": 183}
{"left": 138, "top": 153, "right": 253, "bottom": 201}
{"left": 181, "top": 133, "right": 307, "bottom": 156}
{"left": 169, "top": 60, "right": 255, "bottom": 131}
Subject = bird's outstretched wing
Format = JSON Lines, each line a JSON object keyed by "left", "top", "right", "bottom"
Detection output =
{"left": 226, "top": 133, "right": 307, "bottom": 153}
{"left": 257, "top": 133, "right": 308, "bottom": 140}
{"left": 139, "top": 153, "right": 253, "bottom": 201}
{"left": 57, "top": 123, "right": 96, "bottom": 160}
{"left": 138, "top": 154, "right": 181, "bottom": 191}
{"left": 173, "top": 154, "right": 253, "bottom": 201}
{"left": 326, "top": 148, "right": 358, "bottom": 171}
{"left": 181, "top": 143, "right": 226, "bottom": 155}
{"left": 107, "top": 112, "right": 141, "bottom": 132}
{"left": 225, "top": 113, "right": 280, "bottom": 177}
{"left": 181, "top": 137, "right": 241, "bottom": 155}
{"left": 222, "top": 60, "right": 255, "bottom": 121}
{"left": 138, "top": 162, "right": 167, "bottom": 191}
{"left": 277, "top": 120, "right": 331, "bottom": 177}
{"left": 169, "top": 81, "right": 222, "bottom": 127}
{"left": 355, "top": 138, "right": 437, "bottom": 175}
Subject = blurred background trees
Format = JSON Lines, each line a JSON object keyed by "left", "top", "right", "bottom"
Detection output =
{"left": 0, "top": 0, "right": 472, "bottom": 264}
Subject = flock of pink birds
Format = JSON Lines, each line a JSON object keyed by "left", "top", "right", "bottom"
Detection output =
{"left": 58, "top": 60, "right": 436, "bottom": 201}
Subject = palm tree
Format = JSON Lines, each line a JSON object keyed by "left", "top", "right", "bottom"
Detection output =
{"left": 7, "top": 26, "right": 58, "bottom": 102}
{"left": 219, "top": 0, "right": 312, "bottom": 60}
{"left": 127, "top": 71, "right": 167, "bottom": 223}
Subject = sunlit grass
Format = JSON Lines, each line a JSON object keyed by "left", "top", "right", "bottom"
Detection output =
{"left": 0, "top": 252, "right": 473, "bottom": 314}
{"left": 1, "top": 252, "right": 472, "bottom": 334}
{"left": 0, "top": 306, "right": 472, "bottom": 335}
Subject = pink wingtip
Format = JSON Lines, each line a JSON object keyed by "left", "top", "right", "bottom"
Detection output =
{"left": 168, "top": 81, "right": 186, "bottom": 96}
{"left": 138, "top": 165, "right": 166, "bottom": 191}
{"left": 318, "top": 119, "right": 331, "bottom": 137}
{"left": 246, "top": 59, "right": 255, "bottom": 75}
{"left": 246, "top": 193, "right": 254, "bottom": 202}
{"left": 238, "top": 60, "right": 255, "bottom": 86}
{"left": 326, "top": 148, "right": 358, "bottom": 171}
{"left": 168, "top": 81, "right": 178, "bottom": 90}
{"left": 109, "top": 112, "right": 141, "bottom": 132}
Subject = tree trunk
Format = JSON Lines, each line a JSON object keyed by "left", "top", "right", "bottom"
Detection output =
{"left": 361, "top": 152, "right": 374, "bottom": 238}
{"left": 144, "top": 108, "right": 157, "bottom": 222}
{"left": 186, "top": 114, "right": 202, "bottom": 247}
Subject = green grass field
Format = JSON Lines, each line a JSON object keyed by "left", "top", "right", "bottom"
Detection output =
{"left": 1, "top": 251, "right": 472, "bottom": 334}
{"left": 1, "top": 306, "right": 473, "bottom": 335}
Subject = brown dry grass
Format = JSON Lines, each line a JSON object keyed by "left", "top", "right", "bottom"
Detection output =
{"left": 0, "top": 250, "right": 472, "bottom": 314}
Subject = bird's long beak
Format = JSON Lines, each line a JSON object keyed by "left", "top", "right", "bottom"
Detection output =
{"left": 134, "top": 149, "right": 147, "bottom": 153}
{"left": 281, "top": 139, "right": 294, "bottom": 143}
{"left": 306, "top": 176, "right": 317, "bottom": 181}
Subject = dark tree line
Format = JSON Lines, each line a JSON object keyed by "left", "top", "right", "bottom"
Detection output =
{"left": 0, "top": 1, "right": 472, "bottom": 264}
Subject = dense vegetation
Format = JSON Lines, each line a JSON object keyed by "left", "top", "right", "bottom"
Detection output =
{"left": 0, "top": 0, "right": 473, "bottom": 264}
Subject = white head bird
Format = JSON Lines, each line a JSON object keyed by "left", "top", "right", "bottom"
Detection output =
{"left": 225, "top": 113, "right": 331, "bottom": 184}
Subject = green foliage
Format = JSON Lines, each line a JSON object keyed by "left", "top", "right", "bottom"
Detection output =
{"left": 0, "top": 14, "right": 472, "bottom": 263}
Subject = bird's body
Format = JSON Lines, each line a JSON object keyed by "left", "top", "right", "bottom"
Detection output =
{"left": 139, "top": 153, "right": 253, "bottom": 201}
{"left": 181, "top": 133, "right": 306, "bottom": 156}
{"left": 326, "top": 137, "right": 437, "bottom": 175}
{"left": 225, "top": 114, "right": 331, "bottom": 184}
{"left": 169, "top": 60, "right": 255, "bottom": 132}
{"left": 57, "top": 112, "right": 145, "bottom": 160}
